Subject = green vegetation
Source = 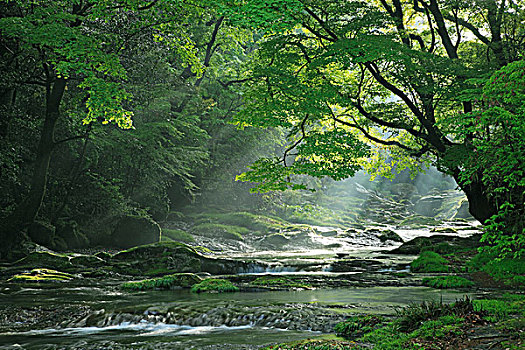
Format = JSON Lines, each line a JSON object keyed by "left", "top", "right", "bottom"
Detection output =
{"left": 162, "top": 229, "right": 194, "bottom": 243}
{"left": 468, "top": 252, "right": 525, "bottom": 288}
{"left": 191, "top": 278, "right": 239, "bottom": 293}
{"left": 191, "top": 212, "right": 286, "bottom": 233}
{"left": 473, "top": 294, "right": 525, "bottom": 321}
{"left": 262, "top": 339, "right": 356, "bottom": 350}
{"left": 410, "top": 252, "right": 449, "bottom": 273}
{"left": 122, "top": 273, "right": 201, "bottom": 291}
{"left": 422, "top": 276, "right": 474, "bottom": 289}
{"left": 8, "top": 269, "right": 74, "bottom": 282}
{"left": 250, "top": 276, "right": 312, "bottom": 289}
{"left": 409, "top": 315, "right": 464, "bottom": 340}
{"left": 334, "top": 315, "right": 385, "bottom": 339}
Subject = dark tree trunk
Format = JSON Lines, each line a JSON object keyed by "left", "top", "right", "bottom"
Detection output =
{"left": 0, "top": 78, "right": 66, "bottom": 260}
{"left": 453, "top": 170, "right": 497, "bottom": 224}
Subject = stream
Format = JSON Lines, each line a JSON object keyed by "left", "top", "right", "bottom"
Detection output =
{"left": 0, "top": 225, "right": 480, "bottom": 349}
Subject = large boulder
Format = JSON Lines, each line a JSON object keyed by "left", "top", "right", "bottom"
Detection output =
{"left": 112, "top": 216, "right": 161, "bottom": 249}
{"left": 111, "top": 242, "right": 257, "bottom": 275}
{"left": 414, "top": 195, "right": 444, "bottom": 217}
{"left": 56, "top": 222, "right": 89, "bottom": 249}
{"left": 389, "top": 234, "right": 482, "bottom": 254}
{"left": 27, "top": 221, "right": 55, "bottom": 246}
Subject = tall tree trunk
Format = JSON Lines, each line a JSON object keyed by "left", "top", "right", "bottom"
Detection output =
{"left": 0, "top": 78, "right": 66, "bottom": 260}
{"left": 453, "top": 170, "right": 497, "bottom": 224}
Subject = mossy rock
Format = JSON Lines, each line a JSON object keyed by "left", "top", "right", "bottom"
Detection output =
{"left": 390, "top": 234, "right": 481, "bottom": 254}
{"left": 13, "top": 251, "right": 73, "bottom": 271}
{"left": 261, "top": 233, "right": 289, "bottom": 247}
{"left": 56, "top": 222, "right": 89, "bottom": 249}
{"left": 191, "top": 278, "right": 238, "bottom": 293}
{"left": 112, "top": 215, "right": 161, "bottom": 249}
{"left": 422, "top": 276, "right": 474, "bottom": 289}
{"left": 27, "top": 221, "right": 55, "bottom": 246}
{"left": 94, "top": 251, "right": 113, "bottom": 260}
{"left": 399, "top": 215, "right": 440, "bottom": 228}
{"left": 70, "top": 255, "right": 105, "bottom": 267}
{"left": 110, "top": 242, "right": 250, "bottom": 275}
{"left": 122, "top": 273, "right": 202, "bottom": 291}
{"left": 8, "top": 268, "right": 74, "bottom": 282}
{"left": 411, "top": 251, "right": 449, "bottom": 273}
{"left": 377, "top": 229, "right": 404, "bottom": 243}
{"left": 430, "top": 227, "right": 458, "bottom": 234}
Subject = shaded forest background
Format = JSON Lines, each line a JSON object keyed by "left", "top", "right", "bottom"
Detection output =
{"left": 0, "top": 0, "right": 523, "bottom": 260}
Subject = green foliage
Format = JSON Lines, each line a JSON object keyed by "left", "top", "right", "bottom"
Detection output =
{"left": 468, "top": 252, "right": 525, "bottom": 288}
{"left": 191, "top": 211, "right": 286, "bottom": 233}
{"left": 162, "top": 229, "right": 194, "bottom": 243}
{"left": 396, "top": 297, "right": 475, "bottom": 333}
{"left": 410, "top": 251, "right": 449, "bottom": 273}
{"left": 422, "top": 276, "right": 474, "bottom": 289}
{"left": 190, "top": 278, "right": 238, "bottom": 293}
{"left": 473, "top": 294, "right": 525, "bottom": 321}
{"left": 261, "top": 339, "right": 357, "bottom": 350}
{"left": 359, "top": 322, "right": 419, "bottom": 350}
{"left": 121, "top": 273, "right": 201, "bottom": 291}
{"left": 334, "top": 315, "right": 385, "bottom": 339}
{"left": 409, "top": 315, "right": 464, "bottom": 340}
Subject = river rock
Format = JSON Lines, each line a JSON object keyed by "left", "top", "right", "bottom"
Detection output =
{"left": 27, "top": 221, "right": 55, "bottom": 246}
{"left": 261, "top": 234, "right": 289, "bottom": 247}
{"left": 110, "top": 241, "right": 255, "bottom": 275}
{"left": 414, "top": 195, "right": 444, "bottom": 217}
{"left": 112, "top": 215, "right": 161, "bottom": 249}
{"left": 389, "top": 234, "right": 482, "bottom": 254}
{"left": 377, "top": 229, "right": 404, "bottom": 243}
{"left": 56, "top": 222, "right": 89, "bottom": 249}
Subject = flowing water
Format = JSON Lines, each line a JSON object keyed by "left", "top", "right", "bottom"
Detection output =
{"left": 0, "top": 226, "right": 480, "bottom": 349}
{"left": 0, "top": 280, "right": 474, "bottom": 349}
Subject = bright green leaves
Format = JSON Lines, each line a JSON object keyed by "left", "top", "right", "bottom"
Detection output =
{"left": 0, "top": 0, "right": 208, "bottom": 130}
{"left": 216, "top": 0, "right": 304, "bottom": 31}
{"left": 237, "top": 128, "right": 369, "bottom": 192}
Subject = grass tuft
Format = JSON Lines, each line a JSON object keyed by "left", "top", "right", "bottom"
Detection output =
{"left": 422, "top": 276, "right": 474, "bottom": 289}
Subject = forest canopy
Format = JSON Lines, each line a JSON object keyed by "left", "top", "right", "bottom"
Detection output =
{"left": 0, "top": 0, "right": 523, "bottom": 259}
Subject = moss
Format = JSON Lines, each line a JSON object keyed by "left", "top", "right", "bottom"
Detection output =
{"left": 8, "top": 268, "right": 74, "bottom": 282}
{"left": 411, "top": 251, "right": 449, "bottom": 273}
{"left": 261, "top": 339, "right": 357, "bottom": 349}
{"left": 473, "top": 294, "right": 525, "bottom": 320}
{"left": 250, "top": 276, "right": 312, "bottom": 289}
{"left": 410, "top": 315, "right": 464, "bottom": 340}
{"left": 422, "top": 276, "right": 474, "bottom": 289}
{"left": 335, "top": 315, "right": 385, "bottom": 338}
{"left": 162, "top": 228, "right": 194, "bottom": 243}
{"left": 191, "top": 278, "right": 238, "bottom": 293}
{"left": 192, "top": 223, "right": 247, "bottom": 240}
{"left": 122, "top": 273, "right": 201, "bottom": 291}
{"left": 13, "top": 251, "right": 73, "bottom": 271}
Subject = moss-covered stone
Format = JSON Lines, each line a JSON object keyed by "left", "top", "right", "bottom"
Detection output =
{"left": 411, "top": 251, "right": 449, "bottom": 273}
{"left": 27, "top": 221, "right": 55, "bottom": 246}
{"left": 191, "top": 278, "right": 238, "bottom": 293}
{"left": 70, "top": 255, "right": 105, "bottom": 267}
{"left": 390, "top": 234, "right": 481, "bottom": 254}
{"left": 422, "top": 276, "right": 474, "bottom": 289}
{"left": 8, "top": 268, "right": 74, "bottom": 282}
{"left": 112, "top": 215, "right": 161, "bottom": 249}
{"left": 122, "top": 273, "right": 202, "bottom": 291}
{"left": 13, "top": 251, "right": 73, "bottom": 271}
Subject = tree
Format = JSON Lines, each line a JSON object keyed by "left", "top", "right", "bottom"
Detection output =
{"left": 0, "top": 0, "right": 205, "bottom": 257}
{"left": 226, "top": 0, "right": 524, "bottom": 254}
